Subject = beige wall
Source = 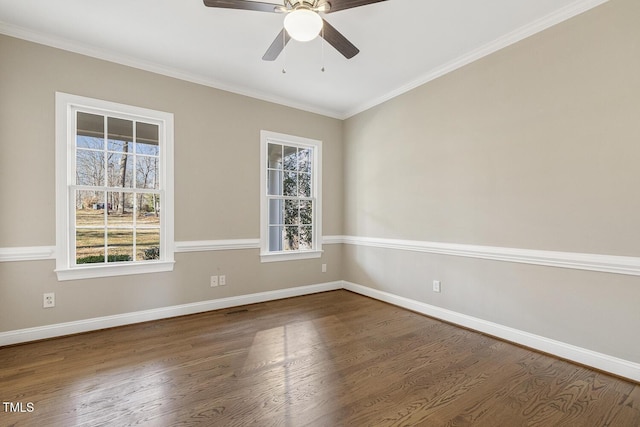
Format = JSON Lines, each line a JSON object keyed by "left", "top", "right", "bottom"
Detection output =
{"left": 0, "top": 35, "right": 343, "bottom": 330}
{"left": 343, "top": 0, "right": 640, "bottom": 363}
{"left": 345, "top": 0, "right": 639, "bottom": 256}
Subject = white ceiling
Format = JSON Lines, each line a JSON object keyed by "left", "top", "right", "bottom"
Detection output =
{"left": 0, "top": 0, "right": 606, "bottom": 119}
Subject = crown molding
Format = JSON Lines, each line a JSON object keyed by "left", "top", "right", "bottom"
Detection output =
{"left": 0, "top": 22, "right": 342, "bottom": 120}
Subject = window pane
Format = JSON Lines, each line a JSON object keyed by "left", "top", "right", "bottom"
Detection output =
{"left": 137, "top": 194, "right": 160, "bottom": 224}
{"left": 267, "top": 170, "right": 282, "bottom": 196}
{"left": 76, "top": 149, "right": 104, "bottom": 186}
{"left": 107, "top": 117, "right": 133, "bottom": 152}
{"left": 284, "top": 226, "right": 299, "bottom": 251}
{"left": 283, "top": 172, "right": 297, "bottom": 196}
{"left": 76, "top": 190, "right": 105, "bottom": 221}
{"left": 108, "top": 153, "right": 134, "bottom": 188}
{"left": 284, "top": 200, "right": 299, "bottom": 224}
{"left": 76, "top": 112, "right": 104, "bottom": 148}
{"left": 298, "top": 148, "right": 312, "bottom": 173}
{"left": 137, "top": 228, "right": 160, "bottom": 261}
{"left": 268, "top": 143, "right": 282, "bottom": 169}
{"left": 300, "top": 200, "right": 312, "bottom": 225}
{"left": 76, "top": 136, "right": 104, "bottom": 151}
{"left": 283, "top": 146, "right": 297, "bottom": 170}
{"left": 76, "top": 190, "right": 106, "bottom": 264}
{"left": 300, "top": 226, "right": 313, "bottom": 249}
{"left": 136, "top": 156, "right": 159, "bottom": 189}
{"left": 269, "top": 225, "right": 283, "bottom": 252}
{"left": 75, "top": 188, "right": 105, "bottom": 263}
{"left": 136, "top": 122, "right": 159, "bottom": 156}
{"left": 107, "top": 192, "right": 134, "bottom": 224}
{"left": 299, "top": 172, "right": 311, "bottom": 197}
{"left": 269, "top": 199, "right": 283, "bottom": 225}
{"left": 76, "top": 229, "right": 105, "bottom": 264}
{"left": 107, "top": 229, "right": 133, "bottom": 262}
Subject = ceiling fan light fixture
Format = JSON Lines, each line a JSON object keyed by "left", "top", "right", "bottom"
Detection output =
{"left": 284, "top": 9, "right": 323, "bottom": 42}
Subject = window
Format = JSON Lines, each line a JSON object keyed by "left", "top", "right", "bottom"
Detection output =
{"left": 55, "top": 93, "right": 174, "bottom": 280}
{"left": 260, "top": 131, "right": 322, "bottom": 262}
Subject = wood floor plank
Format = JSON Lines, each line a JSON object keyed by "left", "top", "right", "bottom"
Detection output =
{"left": 0, "top": 290, "right": 637, "bottom": 426}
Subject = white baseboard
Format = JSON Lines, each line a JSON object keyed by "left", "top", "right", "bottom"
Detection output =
{"left": 2, "top": 279, "right": 637, "bottom": 383}
{"left": 342, "top": 281, "right": 640, "bottom": 383}
{"left": 0, "top": 281, "right": 342, "bottom": 347}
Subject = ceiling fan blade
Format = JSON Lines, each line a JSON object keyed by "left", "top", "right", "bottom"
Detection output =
{"left": 262, "top": 29, "right": 291, "bottom": 61}
{"left": 203, "top": 0, "right": 281, "bottom": 13}
{"left": 320, "top": 19, "right": 359, "bottom": 59}
{"left": 324, "top": 0, "right": 387, "bottom": 13}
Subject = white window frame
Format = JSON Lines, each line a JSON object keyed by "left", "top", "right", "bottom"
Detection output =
{"left": 260, "top": 130, "right": 323, "bottom": 263}
{"left": 55, "top": 92, "right": 175, "bottom": 281}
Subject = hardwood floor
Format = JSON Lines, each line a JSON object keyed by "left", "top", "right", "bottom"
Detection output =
{"left": 1, "top": 290, "right": 638, "bottom": 426}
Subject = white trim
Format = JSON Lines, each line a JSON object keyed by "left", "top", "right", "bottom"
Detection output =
{"left": 54, "top": 92, "right": 175, "bottom": 281}
{"left": 322, "top": 235, "right": 343, "bottom": 245}
{"left": 0, "top": 281, "right": 342, "bottom": 347}
{"left": 55, "top": 261, "right": 175, "bottom": 281}
{"left": 2, "top": 278, "right": 636, "bottom": 382}
{"left": 337, "top": 235, "right": 640, "bottom": 276}
{"left": 0, "top": 237, "right": 325, "bottom": 262}
{"left": 260, "top": 131, "right": 323, "bottom": 262}
{"left": 342, "top": 281, "right": 640, "bottom": 383}
{"left": 343, "top": 0, "right": 610, "bottom": 118}
{"left": 4, "top": 236, "right": 640, "bottom": 277}
{"left": 0, "top": 246, "right": 56, "bottom": 262}
{"left": 175, "top": 239, "right": 260, "bottom": 253}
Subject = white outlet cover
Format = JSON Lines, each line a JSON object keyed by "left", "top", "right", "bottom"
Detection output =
{"left": 433, "top": 280, "right": 441, "bottom": 293}
{"left": 43, "top": 292, "right": 55, "bottom": 308}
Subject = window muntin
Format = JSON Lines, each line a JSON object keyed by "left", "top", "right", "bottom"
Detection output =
{"left": 74, "top": 113, "right": 161, "bottom": 264}
{"left": 56, "top": 93, "right": 174, "bottom": 280}
{"left": 261, "top": 131, "right": 322, "bottom": 262}
{"left": 267, "top": 143, "right": 314, "bottom": 251}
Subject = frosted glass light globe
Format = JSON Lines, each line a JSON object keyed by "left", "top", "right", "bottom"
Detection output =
{"left": 284, "top": 9, "right": 323, "bottom": 42}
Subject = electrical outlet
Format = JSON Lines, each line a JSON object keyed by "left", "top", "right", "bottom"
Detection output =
{"left": 210, "top": 275, "right": 218, "bottom": 287}
{"left": 433, "top": 280, "right": 441, "bottom": 293}
{"left": 321, "top": 263, "right": 327, "bottom": 273}
{"left": 219, "top": 275, "right": 226, "bottom": 286}
{"left": 43, "top": 292, "right": 55, "bottom": 308}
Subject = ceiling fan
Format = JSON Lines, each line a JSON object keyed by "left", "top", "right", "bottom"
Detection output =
{"left": 203, "top": 0, "right": 388, "bottom": 61}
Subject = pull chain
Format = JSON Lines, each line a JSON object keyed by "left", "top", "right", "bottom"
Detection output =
{"left": 321, "top": 25, "right": 325, "bottom": 72}
{"left": 282, "top": 28, "right": 287, "bottom": 74}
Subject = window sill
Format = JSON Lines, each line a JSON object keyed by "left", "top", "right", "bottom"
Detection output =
{"left": 260, "top": 250, "right": 323, "bottom": 263}
{"left": 55, "top": 260, "right": 175, "bottom": 281}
